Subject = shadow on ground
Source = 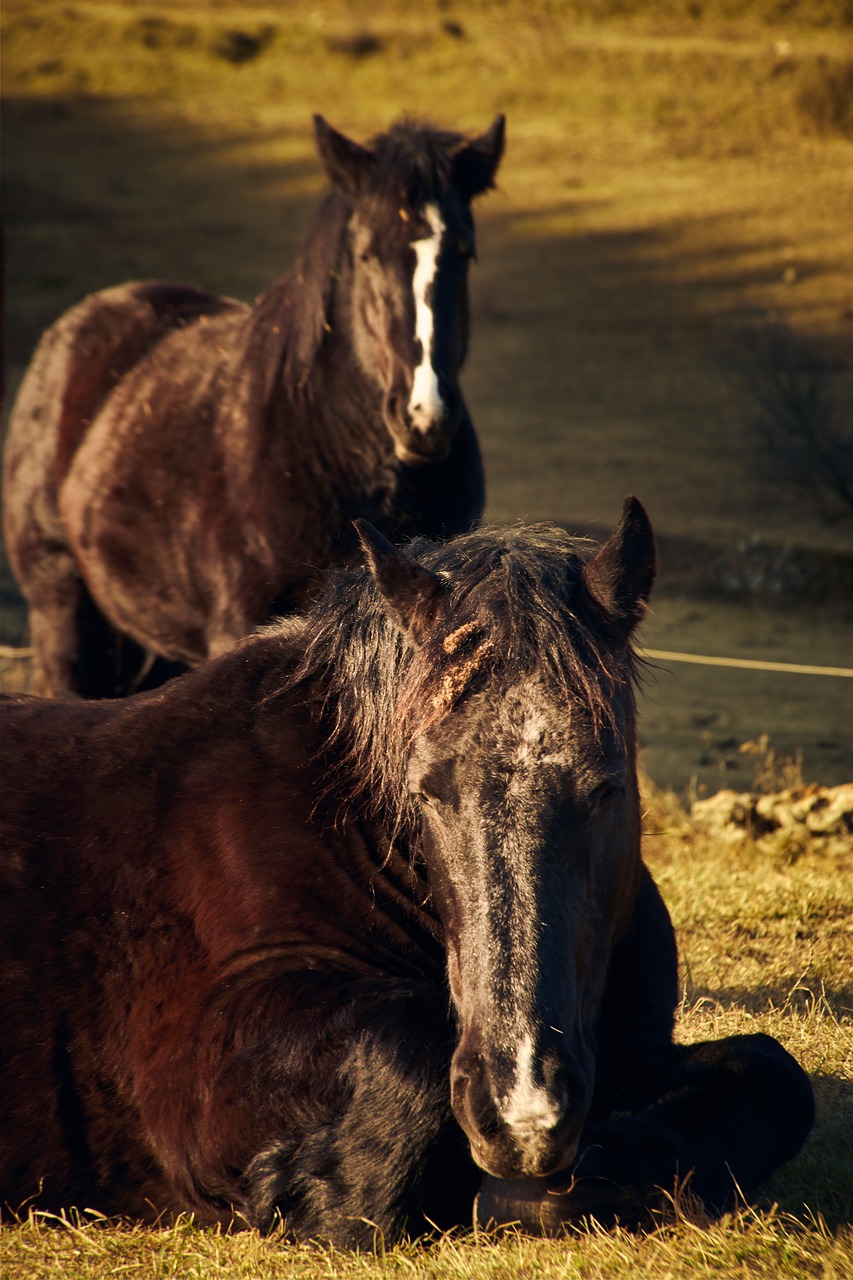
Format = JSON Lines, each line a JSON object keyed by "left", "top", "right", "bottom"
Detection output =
{"left": 3, "top": 93, "right": 851, "bottom": 792}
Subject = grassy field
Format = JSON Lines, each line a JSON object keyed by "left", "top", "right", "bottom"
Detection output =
{"left": 1, "top": 2, "right": 852, "bottom": 1275}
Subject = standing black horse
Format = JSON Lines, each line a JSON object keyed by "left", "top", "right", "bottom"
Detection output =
{"left": 0, "top": 501, "right": 813, "bottom": 1245}
{"left": 2, "top": 113, "right": 504, "bottom": 698}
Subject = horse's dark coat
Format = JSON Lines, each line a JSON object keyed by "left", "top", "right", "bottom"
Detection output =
{"left": 2, "top": 114, "right": 504, "bottom": 698}
{"left": 0, "top": 506, "right": 813, "bottom": 1246}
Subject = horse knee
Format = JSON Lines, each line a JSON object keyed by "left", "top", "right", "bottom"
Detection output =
{"left": 240, "top": 998, "right": 472, "bottom": 1246}
{"left": 654, "top": 1031, "right": 814, "bottom": 1209}
{"left": 689, "top": 1032, "right": 814, "bottom": 1158}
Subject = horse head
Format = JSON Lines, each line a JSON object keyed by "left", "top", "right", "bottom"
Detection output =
{"left": 314, "top": 114, "right": 504, "bottom": 464}
{"left": 356, "top": 498, "right": 655, "bottom": 1179}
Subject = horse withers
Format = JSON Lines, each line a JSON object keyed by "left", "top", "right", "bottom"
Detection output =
{"left": 3, "top": 113, "right": 504, "bottom": 698}
{"left": 0, "top": 500, "right": 813, "bottom": 1245}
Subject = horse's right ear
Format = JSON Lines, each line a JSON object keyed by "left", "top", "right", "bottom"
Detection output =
{"left": 580, "top": 496, "right": 656, "bottom": 642}
{"left": 452, "top": 114, "right": 506, "bottom": 200}
{"left": 354, "top": 520, "right": 446, "bottom": 645}
{"left": 314, "top": 116, "right": 375, "bottom": 198}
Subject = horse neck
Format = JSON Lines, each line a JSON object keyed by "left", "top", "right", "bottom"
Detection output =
{"left": 266, "top": 631, "right": 444, "bottom": 967}
{"left": 244, "top": 251, "right": 388, "bottom": 462}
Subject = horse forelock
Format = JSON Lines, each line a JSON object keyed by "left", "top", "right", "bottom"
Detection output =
{"left": 367, "top": 119, "right": 467, "bottom": 214}
{"left": 273, "top": 525, "right": 641, "bottom": 841}
{"left": 396, "top": 528, "right": 640, "bottom": 744}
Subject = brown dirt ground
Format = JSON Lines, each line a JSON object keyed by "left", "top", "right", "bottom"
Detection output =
{"left": 2, "top": 55, "right": 851, "bottom": 801}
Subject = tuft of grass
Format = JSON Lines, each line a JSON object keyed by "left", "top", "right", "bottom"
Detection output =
{"left": 739, "top": 734, "right": 805, "bottom": 793}
{"left": 1, "top": 1203, "right": 851, "bottom": 1279}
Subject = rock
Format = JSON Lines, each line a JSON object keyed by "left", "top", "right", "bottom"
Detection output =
{"left": 690, "top": 783, "right": 853, "bottom": 856}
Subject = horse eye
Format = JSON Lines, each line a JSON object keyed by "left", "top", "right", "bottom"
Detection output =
{"left": 588, "top": 781, "right": 623, "bottom": 813}
{"left": 414, "top": 781, "right": 451, "bottom": 809}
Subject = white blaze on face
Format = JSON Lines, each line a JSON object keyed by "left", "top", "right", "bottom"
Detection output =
{"left": 408, "top": 202, "right": 446, "bottom": 433}
{"left": 478, "top": 693, "right": 573, "bottom": 1159}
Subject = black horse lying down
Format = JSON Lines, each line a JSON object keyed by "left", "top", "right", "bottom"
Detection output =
{"left": 0, "top": 501, "right": 813, "bottom": 1245}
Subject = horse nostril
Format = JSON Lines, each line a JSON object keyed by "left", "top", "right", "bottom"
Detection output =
{"left": 452, "top": 1052, "right": 500, "bottom": 1129}
{"left": 550, "top": 1064, "right": 591, "bottom": 1127}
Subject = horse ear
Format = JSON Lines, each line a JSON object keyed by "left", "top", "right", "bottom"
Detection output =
{"left": 354, "top": 520, "right": 446, "bottom": 645}
{"left": 580, "top": 496, "right": 656, "bottom": 641}
{"left": 452, "top": 114, "right": 506, "bottom": 200}
{"left": 313, "top": 115, "right": 375, "bottom": 198}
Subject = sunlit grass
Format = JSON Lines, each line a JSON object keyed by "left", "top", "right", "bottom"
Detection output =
{"left": 3, "top": 1203, "right": 852, "bottom": 1279}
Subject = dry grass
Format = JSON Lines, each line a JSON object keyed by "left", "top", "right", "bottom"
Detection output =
{"left": 2, "top": 1209, "right": 852, "bottom": 1280}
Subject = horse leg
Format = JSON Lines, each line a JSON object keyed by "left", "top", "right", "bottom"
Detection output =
{"left": 26, "top": 554, "right": 152, "bottom": 699}
{"left": 616, "top": 1030, "right": 815, "bottom": 1214}
{"left": 22, "top": 548, "right": 91, "bottom": 698}
{"left": 199, "top": 987, "right": 478, "bottom": 1248}
{"left": 478, "top": 1030, "right": 814, "bottom": 1234}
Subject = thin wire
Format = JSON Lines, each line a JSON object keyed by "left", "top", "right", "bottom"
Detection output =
{"left": 641, "top": 648, "right": 853, "bottom": 679}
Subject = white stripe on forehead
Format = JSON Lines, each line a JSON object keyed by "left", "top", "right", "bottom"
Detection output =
{"left": 508, "top": 693, "right": 571, "bottom": 771}
{"left": 408, "top": 202, "right": 446, "bottom": 433}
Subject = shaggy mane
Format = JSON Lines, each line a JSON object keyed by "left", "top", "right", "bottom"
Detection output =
{"left": 275, "top": 524, "right": 642, "bottom": 840}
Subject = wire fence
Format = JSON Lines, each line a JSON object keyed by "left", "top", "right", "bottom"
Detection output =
{"left": 641, "top": 648, "right": 853, "bottom": 680}
{"left": 2, "top": 644, "right": 852, "bottom": 679}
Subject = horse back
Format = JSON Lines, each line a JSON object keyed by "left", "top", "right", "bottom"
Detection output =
{"left": 3, "top": 283, "right": 248, "bottom": 669}
{"left": 0, "top": 652, "right": 438, "bottom": 1217}
{"left": 5, "top": 282, "right": 241, "bottom": 492}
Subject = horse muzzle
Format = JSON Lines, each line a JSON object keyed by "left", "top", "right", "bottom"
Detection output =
{"left": 450, "top": 1046, "right": 590, "bottom": 1179}
{"left": 386, "top": 389, "right": 461, "bottom": 464}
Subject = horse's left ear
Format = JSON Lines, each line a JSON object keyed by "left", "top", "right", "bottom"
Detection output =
{"left": 354, "top": 520, "right": 446, "bottom": 645}
{"left": 452, "top": 114, "right": 506, "bottom": 201}
{"left": 580, "top": 496, "right": 656, "bottom": 641}
{"left": 314, "top": 115, "right": 376, "bottom": 198}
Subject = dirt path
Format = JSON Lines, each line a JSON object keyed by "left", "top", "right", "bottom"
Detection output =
{"left": 3, "top": 3, "right": 851, "bottom": 796}
{"left": 637, "top": 595, "right": 852, "bottom": 795}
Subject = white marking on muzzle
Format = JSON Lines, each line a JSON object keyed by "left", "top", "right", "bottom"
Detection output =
{"left": 408, "top": 202, "right": 445, "bottom": 434}
{"left": 500, "top": 1032, "right": 562, "bottom": 1136}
